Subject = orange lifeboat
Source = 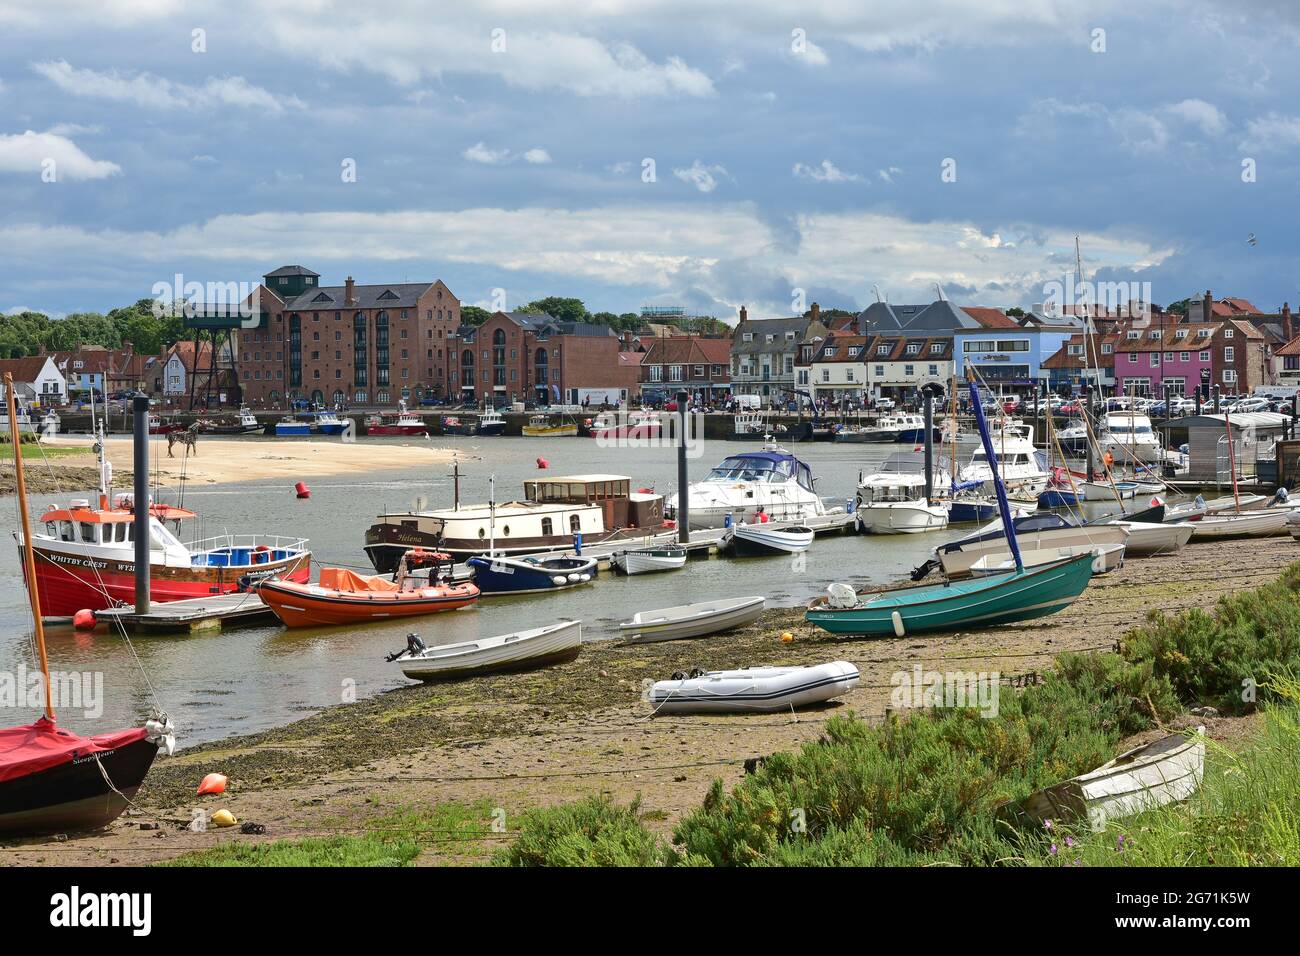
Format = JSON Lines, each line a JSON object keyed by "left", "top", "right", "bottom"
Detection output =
{"left": 257, "top": 556, "right": 478, "bottom": 627}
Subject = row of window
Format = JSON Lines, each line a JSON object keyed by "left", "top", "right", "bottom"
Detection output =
{"left": 962, "top": 339, "right": 1030, "bottom": 353}
{"left": 1123, "top": 350, "right": 1219, "bottom": 365}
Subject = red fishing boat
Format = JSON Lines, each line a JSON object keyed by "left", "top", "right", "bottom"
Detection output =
{"left": 148, "top": 414, "right": 183, "bottom": 435}
{"left": 1, "top": 373, "right": 175, "bottom": 835}
{"left": 587, "top": 409, "right": 663, "bottom": 441}
{"left": 16, "top": 425, "right": 310, "bottom": 619}
{"left": 364, "top": 400, "right": 429, "bottom": 437}
{"left": 258, "top": 550, "right": 478, "bottom": 627}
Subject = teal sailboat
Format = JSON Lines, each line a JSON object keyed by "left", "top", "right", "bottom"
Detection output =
{"left": 806, "top": 375, "right": 1095, "bottom": 638}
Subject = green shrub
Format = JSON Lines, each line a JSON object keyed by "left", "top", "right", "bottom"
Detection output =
{"left": 1122, "top": 563, "right": 1300, "bottom": 714}
{"left": 496, "top": 795, "right": 667, "bottom": 867}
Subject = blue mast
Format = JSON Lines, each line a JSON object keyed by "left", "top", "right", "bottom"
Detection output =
{"left": 967, "top": 373, "right": 1024, "bottom": 573}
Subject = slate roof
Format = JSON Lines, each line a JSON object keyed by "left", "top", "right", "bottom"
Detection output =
{"left": 283, "top": 282, "right": 435, "bottom": 311}
{"left": 859, "top": 300, "right": 985, "bottom": 337}
{"left": 265, "top": 265, "right": 320, "bottom": 278}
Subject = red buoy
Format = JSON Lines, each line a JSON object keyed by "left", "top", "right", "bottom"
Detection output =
{"left": 73, "top": 608, "right": 96, "bottom": 630}
{"left": 295, "top": 481, "right": 311, "bottom": 499}
{"left": 536, "top": 457, "right": 549, "bottom": 469}
{"left": 197, "top": 772, "right": 228, "bottom": 796}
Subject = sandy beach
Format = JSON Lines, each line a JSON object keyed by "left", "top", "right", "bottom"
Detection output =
{"left": 0, "top": 532, "right": 1288, "bottom": 866}
{"left": 28, "top": 435, "right": 467, "bottom": 489}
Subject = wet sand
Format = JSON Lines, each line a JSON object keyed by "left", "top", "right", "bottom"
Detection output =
{"left": 2, "top": 533, "right": 1292, "bottom": 866}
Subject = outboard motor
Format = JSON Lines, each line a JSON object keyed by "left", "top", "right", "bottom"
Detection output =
{"left": 385, "top": 632, "right": 428, "bottom": 662}
{"left": 911, "top": 558, "right": 940, "bottom": 582}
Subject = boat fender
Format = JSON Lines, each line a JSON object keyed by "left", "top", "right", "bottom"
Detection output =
{"left": 891, "top": 610, "right": 906, "bottom": 637}
{"left": 295, "top": 481, "right": 311, "bottom": 499}
{"left": 197, "top": 772, "right": 228, "bottom": 796}
{"left": 211, "top": 809, "right": 238, "bottom": 828}
{"left": 579, "top": 573, "right": 591, "bottom": 582}
{"left": 551, "top": 575, "right": 567, "bottom": 586}
{"left": 567, "top": 573, "right": 581, "bottom": 583}
{"left": 536, "top": 457, "right": 549, "bottom": 469}
{"left": 72, "top": 608, "right": 96, "bottom": 630}
{"left": 780, "top": 632, "right": 794, "bottom": 643}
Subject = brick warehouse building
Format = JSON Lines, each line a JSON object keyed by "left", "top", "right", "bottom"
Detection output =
{"left": 456, "top": 311, "right": 639, "bottom": 406}
{"left": 236, "top": 266, "right": 461, "bottom": 407}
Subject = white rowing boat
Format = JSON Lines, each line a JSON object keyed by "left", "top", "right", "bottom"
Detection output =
{"left": 1020, "top": 729, "right": 1205, "bottom": 832}
{"left": 620, "top": 595, "right": 766, "bottom": 644}
{"left": 648, "top": 661, "right": 860, "bottom": 714}
{"left": 1113, "top": 520, "right": 1194, "bottom": 556}
{"left": 1186, "top": 508, "right": 1289, "bottom": 540}
{"left": 722, "top": 523, "right": 814, "bottom": 557}
{"left": 611, "top": 546, "right": 687, "bottom": 575}
{"left": 391, "top": 619, "right": 582, "bottom": 681}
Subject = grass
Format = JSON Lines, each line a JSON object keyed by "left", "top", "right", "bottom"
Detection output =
{"left": 1017, "top": 674, "right": 1300, "bottom": 867}
{"left": 498, "top": 561, "right": 1300, "bottom": 867}
{"left": 0, "top": 443, "right": 88, "bottom": 461}
{"left": 163, "top": 799, "right": 499, "bottom": 867}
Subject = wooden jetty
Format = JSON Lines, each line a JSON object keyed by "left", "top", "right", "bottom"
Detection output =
{"left": 96, "top": 592, "right": 276, "bottom": 634}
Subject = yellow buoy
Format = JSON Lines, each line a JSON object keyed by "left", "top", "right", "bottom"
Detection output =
{"left": 780, "top": 632, "right": 794, "bottom": 643}
{"left": 211, "top": 809, "right": 238, "bottom": 828}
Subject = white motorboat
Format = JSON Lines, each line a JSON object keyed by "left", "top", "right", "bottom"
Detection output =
{"left": 834, "top": 412, "right": 933, "bottom": 443}
{"left": 722, "top": 522, "right": 814, "bottom": 557}
{"left": 620, "top": 595, "right": 766, "bottom": 644}
{"left": 390, "top": 620, "right": 582, "bottom": 681}
{"left": 957, "top": 433, "right": 1050, "bottom": 496}
{"left": 1099, "top": 412, "right": 1163, "bottom": 465}
{"left": 1186, "top": 509, "right": 1289, "bottom": 540}
{"left": 855, "top": 453, "right": 951, "bottom": 534}
{"left": 1166, "top": 494, "right": 1266, "bottom": 522}
{"left": 932, "top": 513, "right": 1129, "bottom": 578}
{"left": 681, "top": 441, "right": 836, "bottom": 530}
{"left": 1113, "top": 520, "right": 1194, "bottom": 556}
{"left": 647, "top": 661, "right": 860, "bottom": 714}
{"left": 968, "top": 543, "right": 1126, "bottom": 577}
{"left": 611, "top": 546, "right": 687, "bottom": 575}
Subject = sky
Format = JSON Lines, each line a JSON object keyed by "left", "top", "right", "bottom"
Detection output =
{"left": 1, "top": 0, "right": 1299, "bottom": 322}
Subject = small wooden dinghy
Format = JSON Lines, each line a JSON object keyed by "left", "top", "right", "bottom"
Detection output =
{"left": 969, "top": 542, "right": 1125, "bottom": 576}
{"left": 389, "top": 620, "right": 582, "bottom": 682}
{"left": 721, "top": 523, "right": 814, "bottom": 557}
{"left": 1019, "top": 729, "right": 1204, "bottom": 832}
{"left": 259, "top": 563, "right": 479, "bottom": 627}
{"left": 611, "top": 546, "right": 687, "bottom": 576}
{"left": 620, "top": 595, "right": 765, "bottom": 643}
{"left": 1186, "top": 508, "right": 1289, "bottom": 540}
{"left": 648, "top": 661, "right": 859, "bottom": 714}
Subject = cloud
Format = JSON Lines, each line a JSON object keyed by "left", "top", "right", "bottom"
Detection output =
{"left": 32, "top": 60, "right": 306, "bottom": 112}
{"left": 463, "top": 142, "right": 511, "bottom": 164}
{"left": 464, "top": 143, "right": 552, "bottom": 165}
{"left": 674, "top": 160, "right": 729, "bottom": 193}
{"left": 1167, "top": 98, "right": 1227, "bottom": 136}
{"left": 1240, "top": 112, "right": 1300, "bottom": 151}
{"left": 0, "top": 204, "right": 1171, "bottom": 315}
{"left": 878, "top": 166, "right": 902, "bottom": 183}
{"left": 0, "top": 129, "right": 120, "bottom": 180}
{"left": 792, "top": 160, "right": 862, "bottom": 183}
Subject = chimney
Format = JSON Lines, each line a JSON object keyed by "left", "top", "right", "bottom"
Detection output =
{"left": 1203, "top": 289, "right": 1212, "bottom": 323}
{"left": 738, "top": 305, "right": 748, "bottom": 324}
{"left": 1284, "top": 302, "right": 1293, "bottom": 342}
{"left": 810, "top": 302, "right": 821, "bottom": 324}
{"left": 345, "top": 276, "right": 356, "bottom": 307}
{"left": 622, "top": 330, "right": 633, "bottom": 349}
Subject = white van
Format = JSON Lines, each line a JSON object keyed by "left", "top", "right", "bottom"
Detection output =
{"left": 733, "top": 394, "right": 762, "bottom": 410}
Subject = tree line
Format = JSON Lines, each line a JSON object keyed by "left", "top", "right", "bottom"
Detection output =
{"left": 1, "top": 299, "right": 186, "bottom": 359}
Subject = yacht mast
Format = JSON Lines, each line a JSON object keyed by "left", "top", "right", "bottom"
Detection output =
{"left": 5, "top": 373, "right": 54, "bottom": 720}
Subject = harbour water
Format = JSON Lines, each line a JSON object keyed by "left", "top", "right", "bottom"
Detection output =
{"left": 0, "top": 434, "right": 1028, "bottom": 746}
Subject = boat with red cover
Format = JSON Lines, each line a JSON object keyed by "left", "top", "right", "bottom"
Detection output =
{"left": 258, "top": 550, "right": 478, "bottom": 627}
{"left": 1, "top": 374, "right": 175, "bottom": 836}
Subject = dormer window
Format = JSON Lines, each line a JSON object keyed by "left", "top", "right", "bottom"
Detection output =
{"left": 742, "top": 332, "right": 753, "bottom": 342}
{"left": 930, "top": 343, "right": 943, "bottom": 354}
{"left": 848, "top": 347, "right": 860, "bottom": 357}
{"left": 877, "top": 345, "right": 890, "bottom": 356}
{"left": 765, "top": 334, "right": 774, "bottom": 343}
{"left": 906, "top": 343, "right": 920, "bottom": 355}
{"left": 1224, "top": 328, "right": 1234, "bottom": 338}
{"left": 1126, "top": 331, "right": 1140, "bottom": 339}
{"left": 1175, "top": 329, "right": 1188, "bottom": 338}
{"left": 1151, "top": 330, "right": 1162, "bottom": 339}
{"left": 786, "top": 331, "right": 796, "bottom": 341}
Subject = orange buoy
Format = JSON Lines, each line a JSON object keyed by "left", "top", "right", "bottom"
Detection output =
{"left": 758, "top": 512, "right": 769, "bottom": 523}
{"left": 72, "top": 608, "right": 96, "bottom": 630}
{"left": 536, "top": 457, "right": 549, "bottom": 469}
{"left": 295, "top": 481, "right": 311, "bottom": 499}
{"left": 197, "top": 772, "right": 228, "bottom": 796}
{"left": 637, "top": 487, "right": 653, "bottom": 495}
